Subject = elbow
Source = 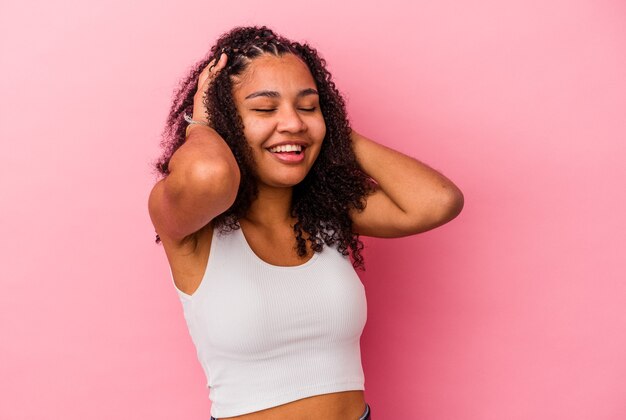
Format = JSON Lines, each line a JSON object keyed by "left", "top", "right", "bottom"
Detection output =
{"left": 447, "top": 184, "right": 464, "bottom": 215}
{"left": 418, "top": 185, "right": 464, "bottom": 231}
{"left": 439, "top": 185, "right": 464, "bottom": 224}
{"left": 404, "top": 186, "right": 464, "bottom": 235}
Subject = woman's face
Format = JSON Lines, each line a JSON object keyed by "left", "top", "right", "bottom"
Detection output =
{"left": 232, "top": 53, "right": 326, "bottom": 189}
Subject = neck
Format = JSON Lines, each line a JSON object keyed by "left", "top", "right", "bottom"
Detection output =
{"left": 242, "top": 184, "right": 295, "bottom": 227}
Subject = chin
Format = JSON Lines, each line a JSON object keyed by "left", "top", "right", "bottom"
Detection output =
{"left": 268, "top": 178, "right": 306, "bottom": 188}
{"left": 260, "top": 172, "right": 310, "bottom": 188}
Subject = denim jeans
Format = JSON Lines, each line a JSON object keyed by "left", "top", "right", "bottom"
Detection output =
{"left": 210, "top": 402, "right": 371, "bottom": 419}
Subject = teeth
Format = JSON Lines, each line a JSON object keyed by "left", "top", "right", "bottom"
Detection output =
{"left": 269, "top": 144, "right": 303, "bottom": 153}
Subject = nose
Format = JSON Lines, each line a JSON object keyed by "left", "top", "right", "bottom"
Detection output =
{"left": 276, "top": 106, "right": 306, "bottom": 133}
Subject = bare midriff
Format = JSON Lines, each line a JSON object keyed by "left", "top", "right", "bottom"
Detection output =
{"left": 216, "top": 390, "right": 367, "bottom": 420}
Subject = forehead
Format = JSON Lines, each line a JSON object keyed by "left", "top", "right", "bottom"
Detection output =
{"left": 233, "top": 53, "right": 317, "bottom": 98}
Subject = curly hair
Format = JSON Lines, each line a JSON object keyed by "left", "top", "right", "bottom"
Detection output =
{"left": 151, "top": 25, "right": 377, "bottom": 270}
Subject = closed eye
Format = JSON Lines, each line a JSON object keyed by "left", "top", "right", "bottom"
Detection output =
{"left": 252, "top": 107, "right": 317, "bottom": 113}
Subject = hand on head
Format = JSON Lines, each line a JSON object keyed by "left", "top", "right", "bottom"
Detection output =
{"left": 192, "top": 52, "right": 228, "bottom": 126}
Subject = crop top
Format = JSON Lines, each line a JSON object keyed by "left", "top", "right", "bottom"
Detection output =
{"left": 170, "top": 225, "right": 368, "bottom": 418}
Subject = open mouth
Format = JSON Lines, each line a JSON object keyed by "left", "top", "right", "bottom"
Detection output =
{"left": 266, "top": 144, "right": 306, "bottom": 155}
{"left": 266, "top": 144, "right": 307, "bottom": 162}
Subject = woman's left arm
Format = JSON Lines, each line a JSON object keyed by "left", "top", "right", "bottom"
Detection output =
{"left": 349, "top": 129, "right": 464, "bottom": 237}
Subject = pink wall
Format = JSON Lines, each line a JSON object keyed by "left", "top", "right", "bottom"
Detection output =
{"left": 2, "top": 1, "right": 625, "bottom": 419}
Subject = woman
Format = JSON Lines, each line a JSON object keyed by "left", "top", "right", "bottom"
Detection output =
{"left": 149, "top": 26, "right": 463, "bottom": 420}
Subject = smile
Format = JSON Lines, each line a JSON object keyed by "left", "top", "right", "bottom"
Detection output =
{"left": 265, "top": 145, "right": 306, "bottom": 163}
{"left": 268, "top": 144, "right": 304, "bottom": 153}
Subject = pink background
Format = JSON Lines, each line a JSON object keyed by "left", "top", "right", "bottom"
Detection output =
{"left": 2, "top": 0, "right": 625, "bottom": 419}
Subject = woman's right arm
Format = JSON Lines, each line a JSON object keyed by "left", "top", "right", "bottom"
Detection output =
{"left": 149, "top": 53, "right": 239, "bottom": 243}
{"left": 148, "top": 125, "right": 240, "bottom": 243}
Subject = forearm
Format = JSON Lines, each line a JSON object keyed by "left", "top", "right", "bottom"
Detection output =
{"left": 169, "top": 125, "right": 240, "bottom": 182}
{"left": 351, "top": 129, "right": 463, "bottom": 222}
{"left": 164, "top": 125, "right": 241, "bottom": 213}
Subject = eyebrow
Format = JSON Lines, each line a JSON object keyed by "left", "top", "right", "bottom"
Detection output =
{"left": 244, "top": 88, "right": 319, "bottom": 100}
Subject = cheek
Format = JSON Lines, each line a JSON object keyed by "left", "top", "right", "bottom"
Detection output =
{"left": 310, "top": 116, "right": 326, "bottom": 140}
{"left": 242, "top": 118, "right": 273, "bottom": 141}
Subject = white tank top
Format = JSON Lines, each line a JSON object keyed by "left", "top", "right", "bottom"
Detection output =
{"left": 170, "top": 225, "right": 368, "bottom": 418}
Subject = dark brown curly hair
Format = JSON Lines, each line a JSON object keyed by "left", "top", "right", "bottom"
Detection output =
{"left": 151, "top": 25, "right": 377, "bottom": 270}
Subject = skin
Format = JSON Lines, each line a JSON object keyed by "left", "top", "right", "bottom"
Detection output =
{"left": 149, "top": 51, "right": 464, "bottom": 420}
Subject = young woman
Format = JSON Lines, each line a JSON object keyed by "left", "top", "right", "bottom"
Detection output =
{"left": 148, "top": 26, "right": 463, "bottom": 420}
